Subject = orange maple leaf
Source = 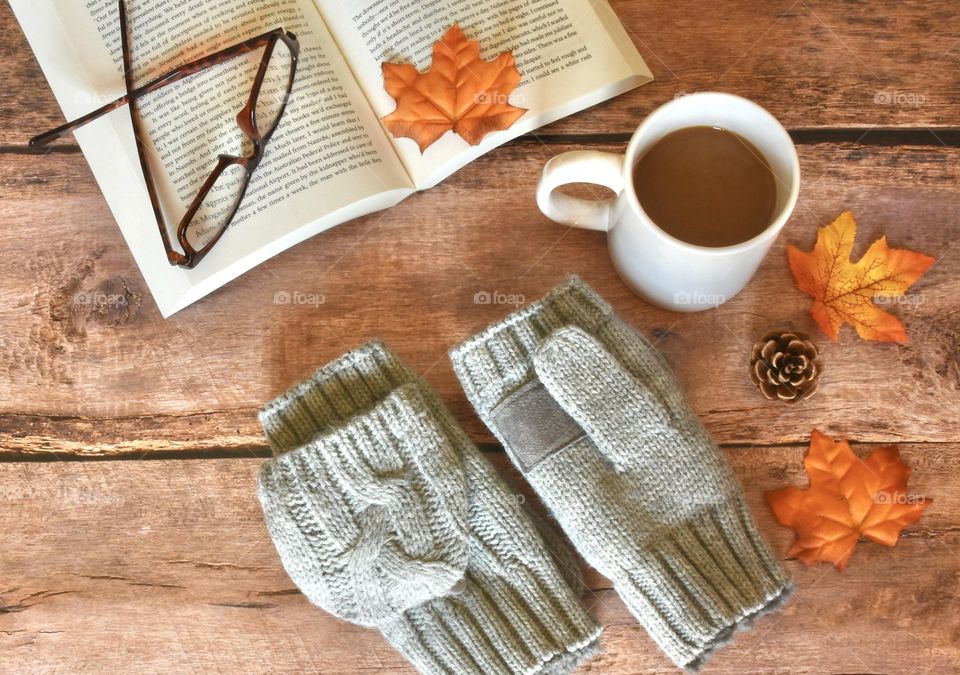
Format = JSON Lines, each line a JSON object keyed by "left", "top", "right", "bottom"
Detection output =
{"left": 381, "top": 24, "right": 527, "bottom": 152}
{"left": 787, "top": 211, "right": 934, "bottom": 344}
{"left": 765, "top": 430, "right": 930, "bottom": 571}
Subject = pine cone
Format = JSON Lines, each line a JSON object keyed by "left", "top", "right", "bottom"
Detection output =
{"left": 749, "top": 330, "right": 822, "bottom": 403}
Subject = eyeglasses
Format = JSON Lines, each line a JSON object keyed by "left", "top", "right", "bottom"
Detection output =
{"left": 29, "top": 0, "right": 300, "bottom": 268}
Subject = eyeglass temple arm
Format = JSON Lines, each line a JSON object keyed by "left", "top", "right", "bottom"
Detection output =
{"left": 111, "top": 0, "right": 187, "bottom": 266}
{"left": 28, "top": 26, "right": 285, "bottom": 148}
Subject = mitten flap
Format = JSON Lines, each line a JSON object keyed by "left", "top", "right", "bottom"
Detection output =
{"left": 258, "top": 383, "right": 470, "bottom": 627}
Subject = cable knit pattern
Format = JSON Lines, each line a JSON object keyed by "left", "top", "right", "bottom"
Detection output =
{"left": 450, "top": 277, "right": 794, "bottom": 672}
{"left": 257, "top": 340, "right": 602, "bottom": 675}
{"left": 258, "top": 383, "right": 470, "bottom": 626}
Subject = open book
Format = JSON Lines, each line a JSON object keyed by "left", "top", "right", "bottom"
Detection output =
{"left": 11, "top": 0, "right": 652, "bottom": 317}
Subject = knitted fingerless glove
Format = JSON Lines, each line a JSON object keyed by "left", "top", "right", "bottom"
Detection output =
{"left": 257, "top": 340, "right": 601, "bottom": 675}
{"left": 450, "top": 277, "right": 793, "bottom": 671}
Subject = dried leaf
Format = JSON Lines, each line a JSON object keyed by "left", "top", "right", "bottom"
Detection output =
{"left": 765, "top": 430, "right": 930, "bottom": 571}
{"left": 787, "top": 211, "right": 934, "bottom": 343}
{"left": 381, "top": 24, "right": 527, "bottom": 152}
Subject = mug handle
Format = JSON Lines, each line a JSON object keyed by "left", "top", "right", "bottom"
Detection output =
{"left": 535, "top": 151, "right": 625, "bottom": 232}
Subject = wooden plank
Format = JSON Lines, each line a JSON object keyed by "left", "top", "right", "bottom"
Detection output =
{"left": 2, "top": 446, "right": 956, "bottom": 673}
{"left": 0, "top": 141, "right": 957, "bottom": 456}
{"left": 2, "top": 0, "right": 960, "bottom": 147}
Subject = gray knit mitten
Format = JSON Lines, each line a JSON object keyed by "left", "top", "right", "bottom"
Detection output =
{"left": 256, "top": 340, "right": 601, "bottom": 675}
{"left": 450, "top": 277, "right": 793, "bottom": 671}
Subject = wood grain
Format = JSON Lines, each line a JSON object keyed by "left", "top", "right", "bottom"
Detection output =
{"left": 1, "top": 447, "right": 956, "bottom": 674}
{"left": 0, "top": 142, "right": 957, "bottom": 457}
{"left": 2, "top": 0, "right": 960, "bottom": 147}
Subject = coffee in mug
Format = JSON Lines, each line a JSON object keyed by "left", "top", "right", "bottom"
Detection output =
{"left": 631, "top": 125, "right": 777, "bottom": 248}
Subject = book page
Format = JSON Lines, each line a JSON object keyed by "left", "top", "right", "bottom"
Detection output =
{"left": 318, "top": 0, "right": 652, "bottom": 188}
{"left": 11, "top": 0, "right": 413, "bottom": 316}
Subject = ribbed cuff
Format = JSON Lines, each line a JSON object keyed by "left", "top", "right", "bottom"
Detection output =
{"left": 380, "top": 560, "right": 602, "bottom": 675}
{"left": 450, "top": 276, "right": 617, "bottom": 421}
{"left": 614, "top": 493, "right": 793, "bottom": 671}
{"left": 259, "top": 339, "right": 418, "bottom": 455}
{"left": 258, "top": 382, "right": 471, "bottom": 627}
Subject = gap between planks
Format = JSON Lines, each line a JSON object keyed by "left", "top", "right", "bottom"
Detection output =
{"left": 4, "top": 127, "right": 960, "bottom": 156}
{"left": 4, "top": 439, "right": 955, "bottom": 463}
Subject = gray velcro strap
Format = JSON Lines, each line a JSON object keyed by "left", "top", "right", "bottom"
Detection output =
{"left": 488, "top": 379, "right": 586, "bottom": 471}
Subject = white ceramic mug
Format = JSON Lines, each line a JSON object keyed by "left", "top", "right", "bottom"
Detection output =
{"left": 536, "top": 92, "right": 800, "bottom": 311}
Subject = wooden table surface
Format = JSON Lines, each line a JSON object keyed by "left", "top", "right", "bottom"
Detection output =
{"left": 2, "top": 1, "right": 959, "bottom": 673}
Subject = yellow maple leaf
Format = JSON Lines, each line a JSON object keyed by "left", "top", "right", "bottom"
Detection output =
{"left": 765, "top": 430, "right": 930, "bottom": 571}
{"left": 380, "top": 24, "right": 527, "bottom": 152}
{"left": 787, "top": 211, "right": 935, "bottom": 343}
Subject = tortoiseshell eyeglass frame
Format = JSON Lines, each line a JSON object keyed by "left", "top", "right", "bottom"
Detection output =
{"left": 29, "top": 0, "right": 300, "bottom": 269}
